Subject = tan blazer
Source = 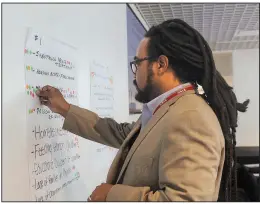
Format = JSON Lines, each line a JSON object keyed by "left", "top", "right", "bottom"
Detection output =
{"left": 63, "top": 90, "right": 225, "bottom": 201}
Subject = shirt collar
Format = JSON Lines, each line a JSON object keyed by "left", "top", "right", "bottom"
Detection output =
{"left": 145, "top": 82, "right": 192, "bottom": 115}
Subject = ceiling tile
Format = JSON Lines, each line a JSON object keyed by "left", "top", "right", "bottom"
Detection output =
{"left": 135, "top": 3, "right": 259, "bottom": 51}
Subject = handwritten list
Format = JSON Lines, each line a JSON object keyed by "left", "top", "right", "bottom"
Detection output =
{"left": 90, "top": 61, "right": 117, "bottom": 154}
{"left": 24, "top": 29, "right": 81, "bottom": 201}
{"left": 90, "top": 61, "right": 114, "bottom": 118}
{"left": 88, "top": 60, "right": 117, "bottom": 187}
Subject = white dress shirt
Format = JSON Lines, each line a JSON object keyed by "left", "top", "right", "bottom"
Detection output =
{"left": 141, "top": 83, "right": 192, "bottom": 130}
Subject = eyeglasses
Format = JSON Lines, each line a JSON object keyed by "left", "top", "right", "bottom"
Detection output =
{"left": 130, "top": 56, "right": 154, "bottom": 74}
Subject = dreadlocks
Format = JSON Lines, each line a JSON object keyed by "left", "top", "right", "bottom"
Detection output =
{"left": 145, "top": 19, "right": 250, "bottom": 201}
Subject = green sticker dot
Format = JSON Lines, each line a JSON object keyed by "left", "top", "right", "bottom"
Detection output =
{"left": 27, "top": 91, "right": 29, "bottom": 95}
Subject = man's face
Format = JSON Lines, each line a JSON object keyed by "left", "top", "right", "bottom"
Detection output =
{"left": 133, "top": 38, "right": 159, "bottom": 104}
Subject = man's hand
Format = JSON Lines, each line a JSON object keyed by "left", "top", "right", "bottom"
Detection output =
{"left": 88, "top": 183, "right": 113, "bottom": 202}
{"left": 36, "top": 85, "right": 70, "bottom": 117}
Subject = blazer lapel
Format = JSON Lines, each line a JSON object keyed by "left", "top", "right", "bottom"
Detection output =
{"left": 116, "top": 90, "right": 196, "bottom": 183}
{"left": 106, "top": 118, "right": 141, "bottom": 184}
{"left": 116, "top": 104, "right": 169, "bottom": 183}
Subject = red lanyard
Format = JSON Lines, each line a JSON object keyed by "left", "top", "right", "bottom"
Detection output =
{"left": 153, "top": 84, "right": 194, "bottom": 115}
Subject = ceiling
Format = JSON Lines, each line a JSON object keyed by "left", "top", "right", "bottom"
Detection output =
{"left": 134, "top": 3, "right": 259, "bottom": 51}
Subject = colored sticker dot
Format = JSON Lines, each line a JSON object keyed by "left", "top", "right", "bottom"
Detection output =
{"left": 27, "top": 91, "right": 29, "bottom": 95}
{"left": 32, "top": 93, "right": 35, "bottom": 97}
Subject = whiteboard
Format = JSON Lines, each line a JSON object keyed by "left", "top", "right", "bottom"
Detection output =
{"left": 2, "top": 4, "right": 129, "bottom": 201}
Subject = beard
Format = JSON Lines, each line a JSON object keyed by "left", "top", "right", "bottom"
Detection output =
{"left": 133, "top": 67, "right": 160, "bottom": 104}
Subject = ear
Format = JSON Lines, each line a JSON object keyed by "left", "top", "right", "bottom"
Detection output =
{"left": 157, "top": 55, "right": 169, "bottom": 73}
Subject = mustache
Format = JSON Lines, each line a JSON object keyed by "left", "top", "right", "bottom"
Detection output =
{"left": 133, "top": 80, "right": 137, "bottom": 87}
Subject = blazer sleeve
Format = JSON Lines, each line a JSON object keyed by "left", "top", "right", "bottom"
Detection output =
{"left": 62, "top": 104, "right": 135, "bottom": 149}
{"left": 106, "top": 109, "right": 223, "bottom": 201}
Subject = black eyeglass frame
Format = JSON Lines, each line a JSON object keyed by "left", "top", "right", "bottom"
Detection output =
{"left": 130, "top": 56, "right": 156, "bottom": 74}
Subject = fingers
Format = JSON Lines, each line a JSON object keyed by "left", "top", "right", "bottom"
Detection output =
{"left": 36, "top": 85, "right": 54, "bottom": 97}
{"left": 42, "top": 85, "right": 53, "bottom": 92}
{"left": 39, "top": 96, "right": 48, "bottom": 101}
{"left": 40, "top": 99, "right": 50, "bottom": 107}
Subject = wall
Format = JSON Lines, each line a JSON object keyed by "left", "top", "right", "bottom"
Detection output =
{"left": 2, "top": 4, "right": 128, "bottom": 200}
{"left": 232, "top": 49, "right": 259, "bottom": 146}
{"left": 213, "top": 52, "right": 233, "bottom": 86}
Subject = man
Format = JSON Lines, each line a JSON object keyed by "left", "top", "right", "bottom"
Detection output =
{"left": 36, "top": 19, "right": 249, "bottom": 201}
